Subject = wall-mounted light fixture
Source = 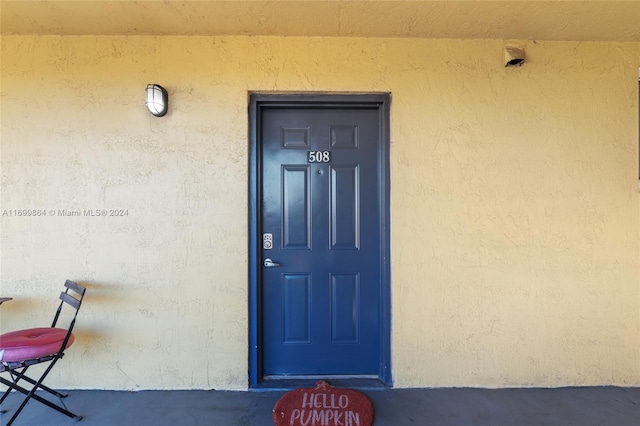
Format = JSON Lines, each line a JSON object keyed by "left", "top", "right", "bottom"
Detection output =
{"left": 145, "top": 84, "right": 168, "bottom": 117}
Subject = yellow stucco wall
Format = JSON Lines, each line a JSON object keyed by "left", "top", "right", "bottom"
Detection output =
{"left": 1, "top": 36, "right": 639, "bottom": 390}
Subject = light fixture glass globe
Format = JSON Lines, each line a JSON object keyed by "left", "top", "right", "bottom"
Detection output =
{"left": 145, "top": 84, "right": 168, "bottom": 117}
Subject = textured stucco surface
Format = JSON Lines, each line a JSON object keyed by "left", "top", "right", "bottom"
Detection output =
{"left": 1, "top": 36, "right": 639, "bottom": 390}
{"left": 2, "top": 1, "right": 640, "bottom": 42}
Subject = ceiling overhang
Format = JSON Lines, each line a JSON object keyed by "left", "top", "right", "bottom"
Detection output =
{"left": 1, "top": 1, "right": 639, "bottom": 42}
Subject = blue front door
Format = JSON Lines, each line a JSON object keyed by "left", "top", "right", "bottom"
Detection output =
{"left": 255, "top": 96, "right": 390, "bottom": 380}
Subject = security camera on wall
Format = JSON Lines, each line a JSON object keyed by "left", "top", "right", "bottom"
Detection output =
{"left": 504, "top": 46, "right": 525, "bottom": 67}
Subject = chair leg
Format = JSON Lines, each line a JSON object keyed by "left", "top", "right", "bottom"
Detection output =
{"left": 0, "top": 383, "right": 12, "bottom": 405}
{"left": 0, "top": 359, "right": 81, "bottom": 425}
{"left": 0, "top": 365, "right": 32, "bottom": 408}
{"left": 0, "top": 378, "right": 13, "bottom": 413}
{"left": 0, "top": 377, "right": 82, "bottom": 425}
{"left": 9, "top": 367, "right": 69, "bottom": 399}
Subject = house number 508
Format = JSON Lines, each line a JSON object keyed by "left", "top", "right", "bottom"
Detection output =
{"left": 308, "top": 151, "right": 332, "bottom": 163}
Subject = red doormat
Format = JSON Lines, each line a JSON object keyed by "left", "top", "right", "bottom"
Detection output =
{"left": 273, "top": 381, "right": 374, "bottom": 426}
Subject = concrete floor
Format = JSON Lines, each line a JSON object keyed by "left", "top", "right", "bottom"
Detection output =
{"left": 1, "top": 386, "right": 639, "bottom": 426}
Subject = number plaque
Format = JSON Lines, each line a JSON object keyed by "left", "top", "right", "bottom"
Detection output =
{"left": 307, "top": 151, "right": 332, "bottom": 163}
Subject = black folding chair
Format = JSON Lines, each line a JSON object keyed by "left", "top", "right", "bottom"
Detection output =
{"left": 0, "top": 280, "right": 86, "bottom": 425}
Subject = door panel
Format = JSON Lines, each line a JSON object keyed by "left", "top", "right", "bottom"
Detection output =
{"left": 282, "top": 274, "right": 311, "bottom": 343}
{"left": 282, "top": 165, "right": 311, "bottom": 249}
{"left": 252, "top": 96, "right": 390, "bottom": 382}
{"left": 331, "top": 273, "right": 360, "bottom": 343}
{"left": 330, "top": 165, "right": 360, "bottom": 249}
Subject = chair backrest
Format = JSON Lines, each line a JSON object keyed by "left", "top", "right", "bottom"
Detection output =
{"left": 51, "top": 280, "right": 86, "bottom": 334}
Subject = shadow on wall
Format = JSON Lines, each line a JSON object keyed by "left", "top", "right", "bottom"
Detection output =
{"left": 68, "top": 279, "right": 166, "bottom": 358}
{"left": 0, "top": 279, "right": 120, "bottom": 349}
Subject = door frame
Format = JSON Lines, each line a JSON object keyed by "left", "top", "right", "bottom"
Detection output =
{"left": 248, "top": 93, "right": 392, "bottom": 387}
